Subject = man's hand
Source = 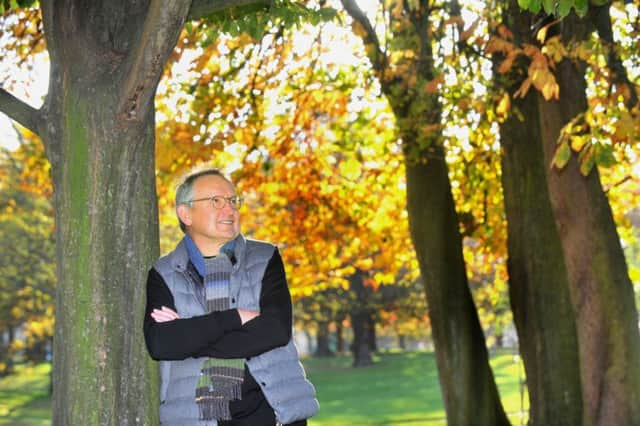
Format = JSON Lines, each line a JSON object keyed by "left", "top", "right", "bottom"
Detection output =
{"left": 151, "top": 306, "right": 180, "bottom": 323}
{"left": 151, "top": 305, "right": 258, "bottom": 325}
{"left": 237, "top": 309, "right": 259, "bottom": 325}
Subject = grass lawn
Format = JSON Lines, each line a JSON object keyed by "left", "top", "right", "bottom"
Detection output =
{"left": 304, "top": 349, "right": 529, "bottom": 426}
{"left": 0, "top": 350, "right": 528, "bottom": 426}
{"left": 0, "top": 363, "right": 51, "bottom": 426}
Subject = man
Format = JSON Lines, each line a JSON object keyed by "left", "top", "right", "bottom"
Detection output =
{"left": 144, "top": 169, "right": 319, "bottom": 426}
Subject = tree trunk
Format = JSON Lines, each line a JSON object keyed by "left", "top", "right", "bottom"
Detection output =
{"left": 405, "top": 146, "right": 509, "bottom": 425}
{"left": 537, "top": 13, "right": 640, "bottom": 424}
{"left": 336, "top": 319, "right": 344, "bottom": 353}
{"left": 497, "top": 3, "right": 583, "bottom": 424}
{"left": 315, "top": 320, "right": 334, "bottom": 357}
{"left": 349, "top": 271, "right": 373, "bottom": 367}
{"left": 398, "top": 334, "right": 406, "bottom": 350}
{"left": 45, "top": 75, "right": 160, "bottom": 425}
{"left": 38, "top": 2, "right": 188, "bottom": 424}
{"left": 0, "top": 327, "right": 15, "bottom": 375}
{"left": 339, "top": 0, "right": 509, "bottom": 421}
{"left": 499, "top": 84, "right": 583, "bottom": 426}
{"left": 368, "top": 316, "right": 377, "bottom": 352}
{"left": 350, "top": 310, "right": 373, "bottom": 367}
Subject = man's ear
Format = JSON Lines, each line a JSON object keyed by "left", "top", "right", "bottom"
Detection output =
{"left": 177, "top": 204, "right": 192, "bottom": 227}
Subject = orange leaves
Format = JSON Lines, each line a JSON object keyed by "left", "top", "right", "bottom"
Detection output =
{"left": 423, "top": 76, "right": 444, "bottom": 94}
{"left": 514, "top": 44, "right": 559, "bottom": 100}
{"left": 487, "top": 34, "right": 565, "bottom": 101}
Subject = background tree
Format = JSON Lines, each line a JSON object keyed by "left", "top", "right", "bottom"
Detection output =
{"left": 0, "top": 133, "right": 55, "bottom": 375}
{"left": 339, "top": 0, "right": 509, "bottom": 423}
{"left": 487, "top": 0, "right": 640, "bottom": 422}
{"left": 489, "top": 4, "right": 584, "bottom": 423}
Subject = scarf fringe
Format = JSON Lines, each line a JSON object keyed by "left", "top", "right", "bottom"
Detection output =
{"left": 196, "top": 377, "right": 243, "bottom": 421}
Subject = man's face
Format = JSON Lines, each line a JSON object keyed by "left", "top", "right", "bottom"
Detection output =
{"left": 185, "top": 174, "right": 241, "bottom": 251}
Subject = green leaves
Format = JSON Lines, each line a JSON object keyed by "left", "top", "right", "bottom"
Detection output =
{"left": 200, "top": 0, "right": 337, "bottom": 42}
{"left": 0, "top": 0, "right": 36, "bottom": 14}
{"left": 552, "top": 139, "right": 572, "bottom": 169}
{"left": 517, "top": 0, "right": 592, "bottom": 18}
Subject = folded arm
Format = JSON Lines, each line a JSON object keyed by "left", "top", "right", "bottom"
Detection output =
{"left": 143, "top": 268, "right": 243, "bottom": 360}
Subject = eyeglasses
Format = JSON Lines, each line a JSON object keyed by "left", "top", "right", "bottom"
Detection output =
{"left": 188, "top": 195, "right": 243, "bottom": 210}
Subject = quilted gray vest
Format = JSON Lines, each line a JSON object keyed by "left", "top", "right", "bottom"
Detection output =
{"left": 153, "top": 235, "right": 319, "bottom": 426}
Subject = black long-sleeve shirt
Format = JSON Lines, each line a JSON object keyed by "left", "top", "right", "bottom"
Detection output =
{"left": 143, "top": 249, "right": 305, "bottom": 425}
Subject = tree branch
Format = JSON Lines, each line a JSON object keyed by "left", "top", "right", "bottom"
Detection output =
{"left": 340, "top": 0, "right": 386, "bottom": 74}
{"left": 188, "top": 0, "right": 270, "bottom": 21}
{"left": 0, "top": 88, "right": 43, "bottom": 136}
{"left": 591, "top": 4, "right": 638, "bottom": 109}
{"left": 117, "top": 0, "right": 192, "bottom": 122}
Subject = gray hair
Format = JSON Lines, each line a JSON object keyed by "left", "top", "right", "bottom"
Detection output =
{"left": 175, "top": 169, "right": 229, "bottom": 233}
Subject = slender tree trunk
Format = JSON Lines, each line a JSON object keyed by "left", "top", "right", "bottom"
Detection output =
{"left": 398, "top": 334, "right": 406, "bottom": 350}
{"left": 496, "top": 3, "right": 583, "bottom": 424}
{"left": 315, "top": 320, "right": 334, "bottom": 357}
{"left": 349, "top": 271, "right": 373, "bottom": 367}
{"left": 368, "top": 316, "right": 377, "bottom": 352}
{"left": 336, "top": 319, "right": 344, "bottom": 353}
{"left": 536, "top": 13, "right": 640, "bottom": 424}
{"left": 350, "top": 311, "right": 373, "bottom": 367}
{"left": 405, "top": 146, "right": 509, "bottom": 425}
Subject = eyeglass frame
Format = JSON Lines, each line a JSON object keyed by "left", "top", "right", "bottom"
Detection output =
{"left": 187, "top": 195, "right": 244, "bottom": 210}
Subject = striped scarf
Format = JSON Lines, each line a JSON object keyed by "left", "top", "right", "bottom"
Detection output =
{"left": 185, "top": 237, "right": 245, "bottom": 421}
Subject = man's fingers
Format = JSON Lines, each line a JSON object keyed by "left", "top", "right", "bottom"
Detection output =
{"left": 160, "top": 306, "right": 180, "bottom": 319}
{"left": 151, "top": 308, "right": 180, "bottom": 322}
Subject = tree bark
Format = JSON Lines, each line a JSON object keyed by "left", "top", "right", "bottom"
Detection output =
{"left": 314, "top": 320, "right": 334, "bottom": 357}
{"left": 368, "top": 315, "right": 377, "bottom": 352}
{"left": 336, "top": 318, "right": 344, "bottom": 353}
{"left": 350, "top": 312, "right": 373, "bottom": 367}
{"left": 398, "top": 334, "right": 406, "bottom": 350}
{"left": 349, "top": 271, "right": 373, "bottom": 367}
{"left": 536, "top": 13, "right": 640, "bottom": 424}
{"left": 496, "top": 3, "right": 583, "bottom": 424}
{"left": 406, "top": 146, "right": 509, "bottom": 425}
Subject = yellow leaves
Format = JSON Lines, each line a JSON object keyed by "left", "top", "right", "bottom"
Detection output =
{"left": 495, "top": 92, "right": 511, "bottom": 120}
{"left": 535, "top": 19, "right": 560, "bottom": 44}
{"left": 514, "top": 44, "right": 559, "bottom": 100}
{"left": 572, "top": 41, "right": 592, "bottom": 62}
{"left": 373, "top": 271, "right": 395, "bottom": 285}
{"left": 612, "top": 110, "right": 637, "bottom": 142}
{"left": 541, "top": 36, "right": 567, "bottom": 63}
{"left": 338, "top": 157, "right": 362, "bottom": 181}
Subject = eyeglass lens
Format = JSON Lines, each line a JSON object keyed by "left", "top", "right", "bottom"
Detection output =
{"left": 212, "top": 196, "right": 242, "bottom": 209}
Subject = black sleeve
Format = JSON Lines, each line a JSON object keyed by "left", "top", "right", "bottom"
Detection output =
{"left": 194, "top": 248, "right": 293, "bottom": 359}
{"left": 143, "top": 268, "right": 242, "bottom": 361}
